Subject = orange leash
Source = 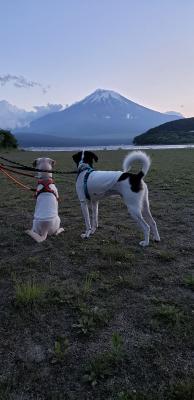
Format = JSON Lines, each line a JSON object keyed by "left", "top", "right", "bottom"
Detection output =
{"left": 0, "top": 166, "right": 35, "bottom": 192}
{"left": 0, "top": 163, "right": 35, "bottom": 178}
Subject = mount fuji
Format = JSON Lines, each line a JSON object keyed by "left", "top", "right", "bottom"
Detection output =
{"left": 15, "top": 89, "right": 182, "bottom": 146}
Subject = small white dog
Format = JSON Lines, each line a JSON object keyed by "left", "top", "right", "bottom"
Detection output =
{"left": 72, "top": 150, "right": 160, "bottom": 247}
{"left": 26, "top": 157, "right": 64, "bottom": 243}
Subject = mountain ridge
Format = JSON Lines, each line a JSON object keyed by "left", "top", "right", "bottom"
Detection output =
{"left": 14, "top": 89, "right": 182, "bottom": 146}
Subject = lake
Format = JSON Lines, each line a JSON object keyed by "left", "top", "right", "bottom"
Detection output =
{"left": 22, "top": 144, "right": 194, "bottom": 152}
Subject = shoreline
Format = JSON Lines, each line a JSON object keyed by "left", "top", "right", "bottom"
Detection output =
{"left": 21, "top": 144, "right": 194, "bottom": 152}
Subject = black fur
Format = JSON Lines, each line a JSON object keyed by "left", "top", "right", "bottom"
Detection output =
{"left": 72, "top": 151, "right": 98, "bottom": 168}
{"left": 118, "top": 171, "right": 144, "bottom": 192}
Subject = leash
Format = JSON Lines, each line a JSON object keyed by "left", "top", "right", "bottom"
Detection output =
{"left": 0, "top": 155, "right": 77, "bottom": 175}
{"left": 0, "top": 163, "right": 35, "bottom": 178}
{"left": 0, "top": 166, "right": 35, "bottom": 192}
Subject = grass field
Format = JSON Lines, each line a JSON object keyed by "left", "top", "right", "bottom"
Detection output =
{"left": 0, "top": 149, "right": 194, "bottom": 400}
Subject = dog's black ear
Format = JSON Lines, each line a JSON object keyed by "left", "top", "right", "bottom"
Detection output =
{"left": 33, "top": 159, "right": 38, "bottom": 167}
{"left": 91, "top": 152, "right": 98, "bottom": 162}
{"left": 72, "top": 152, "right": 81, "bottom": 164}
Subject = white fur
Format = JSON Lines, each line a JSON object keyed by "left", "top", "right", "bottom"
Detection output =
{"left": 123, "top": 151, "right": 151, "bottom": 175}
{"left": 26, "top": 158, "right": 64, "bottom": 243}
{"left": 76, "top": 151, "right": 160, "bottom": 247}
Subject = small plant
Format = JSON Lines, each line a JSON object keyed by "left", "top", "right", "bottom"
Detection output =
{"left": 83, "top": 333, "right": 125, "bottom": 386}
{"left": 73, "top": 304, "right": 108, "bottom": 334}
{"left": 168, "top": 379, "right": 194, "bottom": 399}
{"left": 15, "top": 281, "right": 45, "bottom": 306}
{"left": 54, "top": 336, "right": 69, "bottom": 361}
{"left": 82, "top": 271, "right": 100, "bottom": 297}
{"left": 156, "top": 251, "right": 176, "bottom": 262}
{"left": 83, "top": 353, "right": 113, "bottom": 386}
{"left": 111, "top": 332, "right": 124, "bottom": 360}
{"left": 73, "top": 314, "right": 96, "bottom": 335}
{"left": 82, "top": 273, "right": 94, "bottom": 297}
{"left": 115, "top": 275, "right": 142, "bottom": 291}
{"left": 154, "top": 304, "right": 185, "bottom": 327}
{"left": 117, "top": 391, "right": 148, "bottom": 400}
{"left": 26, "top": 256, "right": 40, "bottom": 268}
{"left": 100, "top": 245, "right": 134, "bottom": 263}
{"left": 0, "top": 381, "right": 11, "bottom": 399}
{"left": 184, "top": 275, "right": 194, "bottom": 290}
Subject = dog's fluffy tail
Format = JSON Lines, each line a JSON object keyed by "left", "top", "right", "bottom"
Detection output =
{"left": 122, "top": 151, "right": 151, "bottom": 176}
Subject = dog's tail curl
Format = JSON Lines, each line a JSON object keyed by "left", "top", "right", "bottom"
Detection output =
{"left": 122, "top": 151, "right": 151, "bottom": 176}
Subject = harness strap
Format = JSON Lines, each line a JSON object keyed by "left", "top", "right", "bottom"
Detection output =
{"left": 36, "top": 179, "right": 58, "bottom": 200}
{"left": 83, "top": 168, "right": 94, "bottom": 200}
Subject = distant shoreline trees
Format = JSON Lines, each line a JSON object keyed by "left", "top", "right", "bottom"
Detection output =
{"left": 0, "top": 129, "right": 18, "bottom": 148}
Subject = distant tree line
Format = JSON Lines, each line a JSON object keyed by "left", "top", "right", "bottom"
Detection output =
{"left": 0, "top": 129, "right": 18, "bottom": 148}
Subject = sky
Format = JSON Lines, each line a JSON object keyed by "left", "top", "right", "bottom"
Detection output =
{"left": 0, "top": 0, "right": 194, "bottom": 116}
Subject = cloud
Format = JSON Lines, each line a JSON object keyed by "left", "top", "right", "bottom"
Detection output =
{"left": 0, "top": 74, "right": 49, "bottom": 94}
{"left": 33, "top": 103, "right": 63, "bottom": 115}
{"left": 0, "top": 100, "right": 63, "bottom": 130}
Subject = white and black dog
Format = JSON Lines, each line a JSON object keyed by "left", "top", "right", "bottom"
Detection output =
{"left": 26, "top": 157, "right": 64, "bottom": 243}
{"left": 72, "top": 150, "right": 160, "bottom": 247}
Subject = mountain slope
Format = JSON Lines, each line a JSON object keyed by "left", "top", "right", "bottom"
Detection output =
{"left": 15, "top": 89, "right": 181, "bottom": 146}
{"left": 133, "top": 117, "right": 194, "bottom": 145}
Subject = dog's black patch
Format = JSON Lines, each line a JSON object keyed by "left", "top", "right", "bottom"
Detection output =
{"left": 72, "top": 151, "right": 98, "bottom": 168}
{"left": 118, "top": 171, "right": 144, "bottom": 192}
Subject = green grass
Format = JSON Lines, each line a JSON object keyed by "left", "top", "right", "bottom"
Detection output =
{"left": 73, "top": 303, "right": 109, "bottom": 335}
{"left": 184, "top": 275, "right": 194, "bottom": 290}
{"left": 0, "top": 149, "right": 194, "bottom": 399}
{"left": 53, "top": 336, "right": 70, "bottom": 361}
{"left": 116, "top": 392, "right": 150, "bottom": 400}
{"left": 15, "top": 280, "right": 46, "bottom": 306}
{"left": 83, "top": 333, "right": 125, "bottom": 386}
{"left": 168, "top": 379, "right": 194, "bottom": 399}
{"left": 153, "top": 304, "right": 185, "bottom": 327}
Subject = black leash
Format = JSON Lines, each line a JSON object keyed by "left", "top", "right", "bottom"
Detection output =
{"left": 0, "top": 155, "right": 77, "bottom": 175}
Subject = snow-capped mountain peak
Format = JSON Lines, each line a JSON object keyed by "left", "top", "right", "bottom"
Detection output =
{"left": 82, "top": 88, "right": 124, "bottom": 104}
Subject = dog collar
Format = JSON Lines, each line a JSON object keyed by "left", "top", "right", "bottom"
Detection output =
{"left": 77, "top": 164, "right": 94, "bottom": 177}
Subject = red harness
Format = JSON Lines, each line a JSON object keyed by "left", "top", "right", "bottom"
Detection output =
{"left": 36, "top": 179, "right": 58, "bottom": 200}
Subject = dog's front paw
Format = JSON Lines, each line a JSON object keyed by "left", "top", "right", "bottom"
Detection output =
{"left": 25, "top": 229, "right": 32, "bottom": 236}
{"left": 55, "top": 227, "right": 64, "bottom": 236}
{"left": 139, "top": 240, "right": 149, "bottom": 247}
{"left": 81, "top": 229, "right": 92, "bottom": 239}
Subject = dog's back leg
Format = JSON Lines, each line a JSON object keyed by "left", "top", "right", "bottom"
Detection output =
{"left": 91, "top": 201, "right": 99, "bottom": 234}
{"left": 127, "top": 205, "right": 150, "bottom": 247}
{"left": 26, "top": 230, "right": 48, "bottom": 243}
{"left": 142, "top": 189, "right": 160, "bottom": 242}
{"left": 55, "top": 228, "right": 64, "bottom": 235}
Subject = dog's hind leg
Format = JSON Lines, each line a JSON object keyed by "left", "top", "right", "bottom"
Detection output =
{"left": 53, "top": 217, "right": 64, "bottom": 235}
{"left": 55, "top": 228, "right": 64, "bottom": 235}
{"left": 127, "top": 205, "right": 150, "bottom": 247}
{"left": 142, "top": 190, "right": 160, "bottom": 242}
{"left": 25, "top": 229, "right": 48, "bottom": 243}
{"left": 91, "top": 201, "right": 99, "bottom": 234}
{"left": 80, "top": 201, "right": 92, "bottom": 238}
